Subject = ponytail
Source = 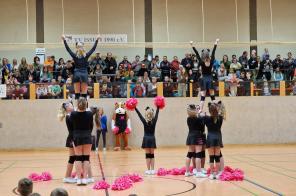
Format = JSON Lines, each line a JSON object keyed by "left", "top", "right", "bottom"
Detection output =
{"left": 57, "top": 103, "right": 67, "bottom": 121}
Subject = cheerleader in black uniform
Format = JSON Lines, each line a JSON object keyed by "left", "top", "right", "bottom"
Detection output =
{"left": 58, "top": 102, "right": 76, "bottom": 183}
{"left": 190, "top": 39, "right": 219, "bottom": 112}
{"left": 134, "top": 106, "right": 160, "bottom": 175}
{"left": 185, "top": 104, "right": 207, "bottom": 178}
{"left": 204, "top": 102, "right": 224, "bottom": 180}
{"left": 69, "top": 97, "right": 94, "bottom": 185}
{"left": 62, "top": 35, "right": 99, "bottom": 100}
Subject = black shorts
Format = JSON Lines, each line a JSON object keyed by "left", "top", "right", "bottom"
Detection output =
{"left": 73, "top": 70, "right": 88, "bottom": 83}
{"left": 73, "top": 136, "right": 92, "bottom": 146}
{"left": 142, "top": 136, "right": 156, "bottom": 149}
{"left": 200, "top": 75, "right": 214, "bottom": 91}
{"left": 66, "top": 136, "right": 73, "bottom": 148}
{"left": 186, "top": 133, "right": 204, "bottom": 145}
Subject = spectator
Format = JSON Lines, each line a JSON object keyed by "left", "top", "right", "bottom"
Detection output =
{"left": 57, "top": 75, "right": 65, "bottom": 86}
{"left": 230, "top": 58, "right": 242, "bottom": 77}
{"left": 226, "top": 70, "right": 240, "bottom": 96}
{"left": 17, "top": 178, "right": 33, "bottom": 196}
{"left": 32, "top": 56, "right": 42, "bottom": 82}
{"left": 188, "top": 69, "right": 197, "bottom": 83}
{"left": 253, "top": 56, "right": 262, "bottom": 80}
{"left": 217, "top": 64, "right": 227, "bottom": 81}
{"left": 248, "top": 50, "right": 257, "bottom": 71}
{"left": 91, "top": 52, "right": 105, "bottom": 71}
{"left": 148, "top": 58, "right": 158, "bottom": 72}
{"left": 56, "top": 58, "right": 66, "bottom": 77}
{"left": 149, "top": 64, "right": 161, "bottom": 80}
{"left": 40, "top": 66, "right": 51, "bottom": 83}
{"left": 283, "top": 52, "right": 295, "bottom": 81}
{"left": 119, "top": 56, "right": 132, "bottom": 72}
{"left": 126, "top": 70, "right": 137, "bottom": 82}
{"left": 137, "top": 63, "right": 148, "bottom": 77}
{"left": 273, "top": 67, "right": 283, "bottom": 88}
{"left": 24, "top": 74, "right": 35, "bottom": 84}
{"left": 170, "top": 56, "right": 180, "bottom": 82}
{"left": 104, "top": 52, "right": 117, "bottom": 80}
{"left": 147, "top": 76, "right": 158, "bottom": 97}
{"left": 48, "top": 79, "right": 62, "bottom": 98}
{"left": 262, "top": 48, "right": 270, "bottom": 61}
{"left": 262, "top": 55, "right": 273, "bottom": 81}
{"left": 221, "top": 55, "right": 231, "bottom": 73}
{"left": 177, "top": 66, "right": 188, "bottom": 97}
{"left": 1, "top": 59, "right": 10, "bottom": 84}
{"left": 112, "top": 72, "right": 126, "bottom": 98}
{"left": 160, "top": 56, "right": 171, "bottom": 80}
{"left": 231, "top": 54, "right": 237, "bottom": 62}
{"left": 26, "top": 64, "right": 37, "bottom": 82}
{"left": 163, "top": 76, "right": 175, "bottom": 97}
{"left": 132, "top": 81, "right": 146, "bottom": 97}
{"left": 154, "top": 55, "right": 161, "bottom": 68}
{"left": 93, "top": 63, "right": 103, "bottom": 82}
{"left": 44, "top": 56, "right": 54, "bottom": 79}
{"left": 2, "top": 57, "right": 12, "bottom": 72}
{"left": 239, "top": 51, "right": 249, "bottom": 70}
{"left": 272, "top": 54, "right": 284, "bottom": 70}
{"left": 292, "top": 79, "right": 296, "bottom": 95}
{"left": 141, "top": 55, "right": 151, "bottom": 68}
{"left": 100, "top": 76, "right": 112, "bottom": 98}
{"left": 181, "top": 53, "right": 193, "bottom": 73}
{"left": 143, "top": 71, "right": 151, "bottom": 84}
{"left": 65, "top": 78, "right": 75, "bottom": 99}
{"left": 12, "top": 58, "right": 18, "bottom": 72}
{"left": 36, "top": 83, "right": 49, "bottom": 99}
{"left": 131, "top": 55, "right": 142, "bottom": 75}
{"left": 50, "top": 188, "right": 68, "bottom": 196}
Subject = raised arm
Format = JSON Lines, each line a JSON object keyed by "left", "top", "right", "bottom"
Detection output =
{"left": 211, "top": 38, "right": 219, "bottom": 62}
{"left": 153, "top": 107, "right": 160, "bottom": 124}
{"left": 190, "top": 41, "right": 202, "bottom": 62}
{"left": 135, "top": 107, "right": 146, "bottom": 124}
{"left": 86, "top": 39, "right": 99, "bottom": 59}
{"left": 62, "top": 35, "right": 76, "bottom": 59}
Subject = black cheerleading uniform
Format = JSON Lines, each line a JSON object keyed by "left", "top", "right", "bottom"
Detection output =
{"left": 65, "top": 114, "right": 74, "bottom": 148}
{"left": 69, "top": 111, "right": 94, "bottom": 146}
{"left": 135, "top": 107, "right": 159, "bottom": 149}
{"left": 204, "top": 115, "right": 223, "bottom": 148}
{"left": 63, "top": 40, "right": 98, "bottom": 83}
{"left": 186, "top": 116, "right": 205, "bottom": 145}
{"left": 192, "top": 44, "right": 217, "bottom": 91}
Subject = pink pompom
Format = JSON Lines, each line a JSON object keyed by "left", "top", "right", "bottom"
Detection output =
{"left": 157, "top": 168, "right": 168, "bottom": 176}
{"left": 126, "top": 174, "right": 143, "bottom": 183}
{"left": 28, "top": 173, "right": 42, "bottom": 182}
{"left": 206, "top": 168, "right": 211, "bottom": 175}
{"left": 40, "top": 172, "right": 52, "bottom": 181}
{"left": 169, "top": 168, "right": 182, "bottom": 175}
{"left": 111, "top": 176, "right": 133, "bottom": 191}
{"left": 125, "top": 127, "right": 131, "bottom": 134}
{"left": 112, "top": 127, "right": 119, "bottom": 134}
{"left": 179, "top": 167, "right": 186, "bottom": 175}
{"left": 153, "top": 96, "right": 165, "bottom": 109}
{"left": 93, "top": 180, "right": 110, "bottom": 190}
{"left": 189, "top": 166, "right": 194, "bottom": 173}
{"left": 219, "top": 166, "right": 244, "bottom": 181}
{"left": 126, "top": 98, "right": 138, "bottom": 111}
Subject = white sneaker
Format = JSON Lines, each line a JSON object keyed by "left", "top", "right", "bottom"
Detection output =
{"left": 95, "top": 147, "right": 98, "bottom": 151}
{"left": 87, "top": 178, "right": 95, "bottom": 184}
{"left": 201, "top": 168, "right": 207, "bottom": 174}
{"left": 184, "top": 172, "right": 192, "bottom": 177}
{"left": 145, "top": 170, "right": 151, "bottom": 175}
{"left": 150, "top": 170, "right": 155, "bottom": 175}
{"left": 81, "top": 178, "right": 88, "bottom": 185}
{"left": 192, "top": 169, "right": 197, "bottom": 175}
{"left": 76, "top": 179, "right": 82, "bottom": 185}
{"left": 209, "top": 174, "right": 216, "bottom": 180}
{"left": 103, "top": 148, "right": 106, "bottom": 151}
{"left": 216, "top": 171, "right": 222, "bottom": 179}
{"left": 63, "top": 177, "right": 77, "bottom": 184}
{"left": 195, "top": 172, "right": 207, "bottom": 178}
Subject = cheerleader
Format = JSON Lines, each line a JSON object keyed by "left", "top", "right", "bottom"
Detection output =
{"left": 190, "top": 39, "right": 219, "bottom": 112}
{"left": 69, "top": 97, "right": 94, "bottom": 185}
{"left": 95, "top": 107, "right": 108, "bottom": 151}
{"left": 58, "top": 101, "right": 76, "bottom": 184}
{"left": 62, "top": 35, "right": 99, "bottom": 100}
{"left": 185, "top": 104, "right": 207, "bottom": 178}
{"left": 134, "top": 106, "right": 160, "bottom": 175}
{"left": 204, "top": 102, "right": 224, "bottom": 180}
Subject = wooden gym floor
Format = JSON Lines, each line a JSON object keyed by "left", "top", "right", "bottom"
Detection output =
{"left": 0, "top": 145, "right": 295, "bottom": 196}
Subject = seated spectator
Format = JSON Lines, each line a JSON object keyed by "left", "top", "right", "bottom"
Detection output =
{"left": 12, "top": 85, "right": 26, "bottom": 99}
{"left": 239, "top": 51, "right": 249, "bottom": 70}
{"left": 292, "top": 79, "right": 296, "bottom": 95}
{"left": 137, "top": 63, "right": 148, "bottom": 77}
{"left": 170, "top": 56, "right": 180, "bottom": 82}
{"left": 50, "top": 188, "right": 68, "bottom": 196}
{"left": 132, "top": 82, "right": 146, "bottom": 97}
{"left": 125, "top": 70, "right": 137, "bottom": 82}
{"left": 17, "top": 178, "right": 33, "bottom": 196}
{"left": 163, "top": 76, "right": 175, "bottom": 97}
{"left": 143, "top": 71, "right": 151, "bottom": 85}
{"left": 112, "top": 72, "right": 126, "bottom": 98}
{"left": 93, "top": 63, "right": 103, "bottom": 82}
{"left": 226, "top": 70, "right": 240, "bottom": 96}
{"left": 148, "top": 58, "right": 158, "bottom": 72}
{"left": 150, "top": 66, "right": 161, "bottom": 81}
{"left": 24, "top": 74, "right": 36, "bottom": 84}
{"left": 273, "top": 67, "right": 283, "bottom": 88}
{"left": 57, "top": 75, "right": 65, "bottom": 86}
{"left": 87, "top": 77, "right": 94, "bottom": 98}
{"left": 221, "top": 55, "right": 231, "bottom": 73}
{"left": 217, "top": 64, "right": 228, "bottom": 81}
{"left": 26, "top": 64, "right": 37, "bottom": 82}
{"left": 48, "top": 79, "right": 62, "bottom": 99}
{"left": 141, "top": 55, "right": 151, "bottom": 68}
{"left": 100, "top": 76, "right": 112, "bottom": 98}
{"left": 147, "top": 77, "right": 158, "bottom": 97}
{"left": 65, "top": 78, "right": 75, "bottom": 99}
{"left": 40, "top": 66, "right": 52, "bottom": 83}
{"left": 262, "top": 55, "right": 273, "bottom": 81}
{"left": 177, "top": 66, "right": 188, "bottom": 97}
{"left": 119, "top": 56, "right": 132, "bottom": 71}
{"left": 230, "top": 58, "right": 242, "bottom": 77}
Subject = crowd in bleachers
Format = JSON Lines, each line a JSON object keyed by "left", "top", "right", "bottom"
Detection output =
{"left": 1, "top": 48, "right": 296, "bottom": 99}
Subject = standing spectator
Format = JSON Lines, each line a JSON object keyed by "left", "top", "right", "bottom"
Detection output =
{"left": 248, "top": 50, "right": 257, "bottom": 71}
{"left": 272, "top": 54, "right": 284, "bottom": 70}
{"left": 160, "top": 56, "right": 171, "bottom": 81}
{"left": 239, "top": 51, "right": 249, "bottom": 70}
{"left": 262, "top": 55, "right": 273, "bottom": 81}
{"left": 1, "top": 58, "right": 10, "bottom": 84}
{"left": 18, "top": 57, "right": 28, "bottom": 83}
{"left": 91, "top": 53, "right": 105, "bottom": 71}
{"left": 12, "top": 59, "right": 18, "bottom": 72}
{"left": 154, "top": 55, "right": 161, "bottom": 68}
{"left": 32, "top": 56, "right": 42, "bottom": 82}
{"left": 51, "top": 56, "right": 59, "bottom": 79}
{"left": 104, "top": 52, "right": 117, "bottom": 80}
{"left": 141, "top": 55, "right": 151, "bottom": 68}
{"left": 170, "top": 56, "right": 180, "bottom": 82}
{"left": 177, "top": 66, "right": 188, "bottom": 97}
{"left": 56, "top": 58, "right": 66, "bottom": 76}
{"left": 44, "top": 56, "right": 54, "bottom": 79}
{"left": 220, "top": 55, "right": 231, "bottom": 73}
{"left": 150, "top": 66, "right": 161, "bottom": 80}
{"left": 131, "top": 55, "right": 142, "bottom": 75}
{"left": 262, "top": 48, "right": 270, "bottom": 61}
{"left": 181, "top": 53, "right": 194, "bottom": 73}
{"left": 255, "top": 56, "right": 265, "bottom": 80}
{"left": 283, "top": 52, "right": 295, "bottom": 81}
{"left": 48, "top": 78, "right": 62, "bottom": 98}
{"left": 63, "top": 60, "right": 74, "bottom": 81}
{"left": 273, "top": 67, "right": 283, "bottom": 88}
